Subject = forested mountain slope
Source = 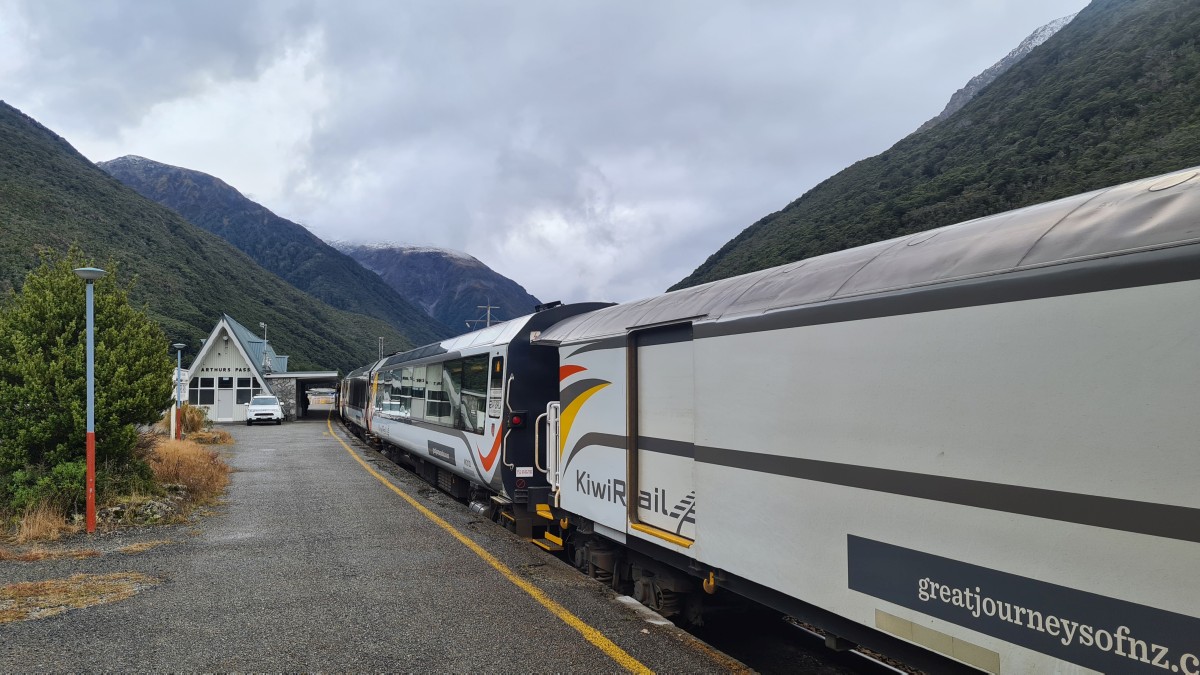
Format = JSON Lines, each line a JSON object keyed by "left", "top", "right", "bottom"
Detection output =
{"left": 99, "top": 155, "right": 451, "bottom": 345}
{"left": 0, "top": 101, "right": 415, "bottom": 372}
{"left": 673, "top": 0, "right": 1200, "bottom": 290}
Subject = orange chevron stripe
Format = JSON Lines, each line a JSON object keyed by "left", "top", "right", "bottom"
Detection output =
{"left": 478, "top": 429, "right": 503, "bottom": 472}
{"left": 560, "top": 364, "right": 586, "bottom": 381}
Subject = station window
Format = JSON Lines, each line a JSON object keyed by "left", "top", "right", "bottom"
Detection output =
{"left": 189, "top": 377, "right": 216, "bottom": 405}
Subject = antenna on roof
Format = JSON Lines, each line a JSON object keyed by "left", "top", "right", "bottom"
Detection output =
{"left": 465, "top": 302, "right": 499, "bottom": 329}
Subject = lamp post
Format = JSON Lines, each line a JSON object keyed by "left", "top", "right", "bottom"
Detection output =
{"left": 172, "top": 343, "right": 186, "bottom": 440}
{"left": 74, "top": 267, "right": 106, "bottom": 534}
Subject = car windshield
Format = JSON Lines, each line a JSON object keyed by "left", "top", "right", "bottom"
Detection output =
{"left": 250, "top": 396, "right": 278, "bottom": 406}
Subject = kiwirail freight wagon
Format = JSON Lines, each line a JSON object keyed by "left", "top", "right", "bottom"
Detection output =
{"left": 343, "top": 166, "right": 1200, "bottom": 673}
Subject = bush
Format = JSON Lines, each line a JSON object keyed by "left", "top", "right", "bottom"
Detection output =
{"left": 5, "top": 461, "right": 85, "bottom": 514}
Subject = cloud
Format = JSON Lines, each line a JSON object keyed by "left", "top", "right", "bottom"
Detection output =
{"left": 0, "top": 0, "right": 1090, "bottom": 303}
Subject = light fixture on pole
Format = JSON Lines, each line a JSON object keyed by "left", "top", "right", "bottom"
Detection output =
{"left": 74, "top": 266, "right": 106, "bottom": 534}
{"left": 172, "top": 343, "right": 186, "bottom": 440}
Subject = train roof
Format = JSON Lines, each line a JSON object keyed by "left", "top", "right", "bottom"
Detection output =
{"left": 373, "top": 314, "right": 532, "bottom": 370}
{"left": 536, "top": 166, "right": 1200, "bottom": 344}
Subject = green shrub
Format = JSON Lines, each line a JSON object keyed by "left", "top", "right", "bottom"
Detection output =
{"left": 6, "top": 461, "right": 85, "bottom": 513}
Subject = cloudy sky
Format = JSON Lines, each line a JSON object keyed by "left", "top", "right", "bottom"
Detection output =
{"left": 0, "top": 0, "right": 1087, "bottom": 304}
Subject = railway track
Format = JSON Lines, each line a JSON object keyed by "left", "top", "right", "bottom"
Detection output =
{"left": 682, "top": 593, "right": 920, "bottom": 674}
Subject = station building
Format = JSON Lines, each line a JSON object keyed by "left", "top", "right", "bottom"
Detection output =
{"left": 182, "top": 314, "right": 338, "bottom": 422}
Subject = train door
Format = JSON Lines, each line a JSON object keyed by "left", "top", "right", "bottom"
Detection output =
{"left": 628, "top": 323, "right": 697, "bottom": 545}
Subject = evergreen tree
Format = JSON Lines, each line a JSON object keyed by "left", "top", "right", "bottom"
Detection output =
{"left": 0, "top": 251, "right": 173, "bottom": 510}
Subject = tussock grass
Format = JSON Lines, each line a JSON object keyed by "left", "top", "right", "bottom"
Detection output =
{"left": 117, "top": 539, "right": 173, "bottom": 555}
{"left": 153, "top": 402, "right": 213, "bottom": 436}
{"left": 188, "top": 429, "right": 233, "bottom": 445}
{"left": 180, "top": 403, "right": 211, "bottom": 434}
{"left": 147, "top": 439, "right": 231, "bottom": 505}
{"left": 0, "top": 545, "right": 100, "bottom": 562}
{"left": 0, "top": 572, "right": 159, "bottom": 623}
{"left": 14, "top": 500, "right": 78, "bottom": 544}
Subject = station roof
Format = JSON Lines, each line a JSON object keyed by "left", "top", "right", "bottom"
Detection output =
{"left": 186, "top": 314, "right": 338, "bottom": 385}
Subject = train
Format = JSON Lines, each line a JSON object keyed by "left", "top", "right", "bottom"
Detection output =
{"left": 340, "top": 166, "right": 1200, "bottom": 674}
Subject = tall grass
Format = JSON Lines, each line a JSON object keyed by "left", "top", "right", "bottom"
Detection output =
{"left": 146, "top": 439, "right": 231, "bottom": 504}
{"left": 153, "top": 402, "right": 212, "bottom": 436}
{"left": 14, "top": 500, "right": 77, "bottom": 544}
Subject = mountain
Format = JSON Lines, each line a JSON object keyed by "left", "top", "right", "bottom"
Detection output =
{"left": 333, "top": 243, "right": 542, "bottom": 331}
{"left": 97, "top": 155, "right": 452, "bottom": 345}
{"left": 913, "top": 13, "right": 1077, "bottom": 134}
{"left": 0, "top": 101, "right": 417, "bottom": 372}
{"left": 673, "top": 0, "right": 1200, "bottom": 290}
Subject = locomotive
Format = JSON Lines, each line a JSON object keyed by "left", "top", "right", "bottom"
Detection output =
{"left": 342, "top": 166, "right": 1200, "bottom": 674}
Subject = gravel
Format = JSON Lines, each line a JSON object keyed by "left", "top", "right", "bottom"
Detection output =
{"left": 0, "top": 408, "right": 739, "bottom": 672}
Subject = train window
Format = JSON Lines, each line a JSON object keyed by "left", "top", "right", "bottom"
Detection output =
{"left": 459, "top": 355, "right": 488, "bottom": 432}
{"left": 375, "top": 370, "right": 393, "bottom": 413}
{"left": 397, "top": 367, "right": 413, "bottom": 417}
{"left": 439, "top": 360, "right": 464, "bottom": 428}
{"left": 490, "top": 356, "right": 505, "bottom": 390}
{"left": 425, "top": 366, "right": 451, "bottom": 423}
{"left": 487, "top": 356, "right": 505, "bottom": 419}
{"left": 410, "top": 365, "right": 426, "bottom": 421}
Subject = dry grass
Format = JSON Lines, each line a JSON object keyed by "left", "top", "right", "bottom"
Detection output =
{"left": 0, "top": 572, "right": 160, "bottom": 624}
{"left": 153, "top": 402, "right": 212, "bottom": 436}
{"left": 147, "top": 439, "right": 231, "bottom": 505}
{"left": 180, "top": 403, "right": 211, "bottom": 433}
{"left": 13, "top": 500, "right": 79, "bottom": 544}
{"left": 0, "top": 545, "right": 101, "bottom": 562}
{"left": 188, "top": 429, "right": 233, "bottom": 445}
{"left": 117, "top": 539, "right": 173, "bottom": 555}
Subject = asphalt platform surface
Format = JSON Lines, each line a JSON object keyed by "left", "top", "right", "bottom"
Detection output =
{"left": 1, "top": 407, "right": 740, "bottom": 672}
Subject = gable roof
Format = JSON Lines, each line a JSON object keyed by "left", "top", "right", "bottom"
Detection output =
{"left": 185, "top": 313, "right": 290, "bottom": 388}
{"left": 221, "top": 313, "right": 288, "bottom": 377}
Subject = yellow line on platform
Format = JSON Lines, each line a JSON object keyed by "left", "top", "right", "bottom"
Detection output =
{"left": 326, "top": 415, "right": 652, "bottom": 675}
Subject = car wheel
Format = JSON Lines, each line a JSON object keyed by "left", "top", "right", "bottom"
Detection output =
{"left": 276, "top": 419, "right": 282, "bottom": 425}
{"left": 246, "top": 420, "right": 252, "bottom": 426}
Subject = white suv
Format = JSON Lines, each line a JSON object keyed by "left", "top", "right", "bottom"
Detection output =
{"left": 246, "top": 395, "right": 284, "bottom": 425}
